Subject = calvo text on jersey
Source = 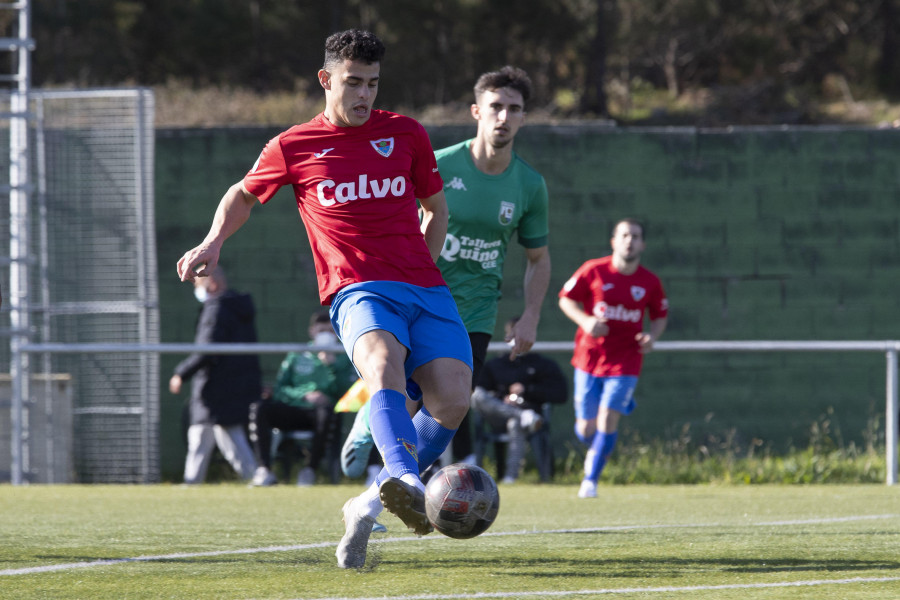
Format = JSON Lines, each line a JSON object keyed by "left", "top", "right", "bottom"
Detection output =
{"left": 316, "top": 174, "right": 406, "bottom": 207}
{"left": 594, "top": 301, "right": 642, "bottom": 323}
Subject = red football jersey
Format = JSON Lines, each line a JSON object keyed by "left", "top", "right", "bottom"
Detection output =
{"left": 559, "top": 256, "right": 668, "bottom": 377}
{"left": 243, "top": 110, "right": 446, "bottom": 304}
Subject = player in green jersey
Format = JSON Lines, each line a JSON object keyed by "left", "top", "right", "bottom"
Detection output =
{"left": 433, "top": 66, "right": 551, "bottom": 463}
{"left": 340, "top": 66, "right": 551, "bottom": 489}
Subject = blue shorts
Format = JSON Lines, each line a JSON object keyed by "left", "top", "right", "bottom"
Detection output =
{"left": 573, "top": 368, "right": 638, "bottom": 420}
{"left": 329, "top": 281, "right": 473, "bottom": 380}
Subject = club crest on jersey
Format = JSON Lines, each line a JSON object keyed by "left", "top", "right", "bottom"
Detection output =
{"left": 498, "top": 201, "right": 515, "bottom": 225}
{"left": 370, "top": 137, "right": 394, "bottom": 157}
{"left": 631, "top": 286, "right": 646, "bottom": 301}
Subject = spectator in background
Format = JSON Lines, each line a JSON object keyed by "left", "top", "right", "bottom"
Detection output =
{"left": 249, "top": 310, "right": 358, "bottom": 486}
{"left": 558, "top": 218, "right": 668, "bottom": 498}
{"left": 169, "top": 266, "right": 260, "bottom": 484}
{"left": 472, "top": 316, "right": 567, "bottom": 483}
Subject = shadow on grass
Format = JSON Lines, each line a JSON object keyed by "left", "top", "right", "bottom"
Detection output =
{"left": 374, "top": 554, "right": 900, "bottom": 579}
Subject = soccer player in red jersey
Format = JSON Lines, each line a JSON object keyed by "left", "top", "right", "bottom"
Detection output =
{"left": 176, "top": 30, "right": 473, "bottom": 568}
{"left": 558, "top": 218, "right": 668, "bottom": 498}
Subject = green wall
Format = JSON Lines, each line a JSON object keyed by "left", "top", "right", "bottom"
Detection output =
{"left": 155, "top": 125, "right": 900, "bottom": 480}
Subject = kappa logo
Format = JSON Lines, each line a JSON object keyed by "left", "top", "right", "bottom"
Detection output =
{"left": 498, "top": 201, "right": 515, "bottom": 225}
{"left": 446, "top": 176, "right": 467, "bottom": 191}
{"left": 602, "top": 283, "right": 615, "bottom": 291}
{"left": 314, "top": 148, "right": 334, "bottom": 158}
{"left": 370, "top": 137, "right": 394, "bottom": 157}
{"left": 631, "top": 286, "right": 646, "bottom": 301}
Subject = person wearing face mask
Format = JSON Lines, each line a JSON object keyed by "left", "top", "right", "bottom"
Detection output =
{"left": 169, "top": 266, "right": 261, "bottom": 484}
{"left": 248, "top": 310, "right": 358, "bottom": 487}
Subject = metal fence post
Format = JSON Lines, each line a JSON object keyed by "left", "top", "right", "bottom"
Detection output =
{"left": 886, "top": 348, "right": 898, "bottom": 485}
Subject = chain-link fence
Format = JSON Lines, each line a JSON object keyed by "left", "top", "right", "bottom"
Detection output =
{"left": 0, "top": 88, "right": 159, "bottom": 483}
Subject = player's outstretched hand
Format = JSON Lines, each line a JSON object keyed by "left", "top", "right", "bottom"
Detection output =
{"left": 176, "top": 244, "right": 219, "bottom": 282}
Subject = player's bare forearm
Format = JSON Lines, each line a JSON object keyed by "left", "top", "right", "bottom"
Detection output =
{"left": 638, "top": 317, "right": 668, "bottom": 353}
{"left": 650, "top": 317, "right": 667, "bottom": 341}
{"left": 177, "top": 183, "right": 257, "bottom": 281}
{"left": 510, "top": 246, "right": 551, "bottom": 359}
{"left": 558, "top": 296, "right": 587, "bottom": 328}
{"left": 418, "top": 190, "right": 448, "bottom": 263}
{"left": 559, "top": 296, "right": 608, "bottom": 338}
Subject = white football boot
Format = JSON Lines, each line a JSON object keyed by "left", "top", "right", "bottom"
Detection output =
{"left": 577, "top": 479, "right": 598, "bottom": 498}
{"left": 336, "top": 496, "right": 375, "bottom": 569}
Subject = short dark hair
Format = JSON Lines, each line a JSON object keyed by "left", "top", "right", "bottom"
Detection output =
{"left": 323, "top": 29, "right": 385, "bottom": 71}
{"left": 474, "top": 66, "right": 533, "bottom": 104}
{"left": 612, "top": 218, "right": 645, "bottom": 238}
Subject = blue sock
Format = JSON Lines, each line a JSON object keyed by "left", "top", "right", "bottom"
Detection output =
{"left": 369, "top": 389, "right": 419, "bottom": 480}
{"left": 585, "top": 431, "right": 618, "bottom": 481}
{"left": 412, "top": 406, "right": 456, "bottom": 473}
{"left": 373, "top": 406, "right": 457, "bottom": 487}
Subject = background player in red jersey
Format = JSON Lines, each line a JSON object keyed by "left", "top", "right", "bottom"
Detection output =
{"left": 176, "top": 29, "right": 473, "bottom": 569}
{"left": 558, "top": 218, "right": 668, "bottom": 498}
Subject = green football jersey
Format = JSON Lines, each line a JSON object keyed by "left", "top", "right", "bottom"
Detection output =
{"left": 434, "top": 139, "right": 549, "bottom": 335}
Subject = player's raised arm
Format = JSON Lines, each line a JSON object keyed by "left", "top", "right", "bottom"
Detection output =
{"left": 177, "top": 182, "right": 258, "bottom": 282}
{"left": 418, "top": 189, "right": 449, "bottom": 263}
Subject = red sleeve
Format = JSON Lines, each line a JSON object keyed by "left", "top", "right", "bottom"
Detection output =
{"left": 243, "top": 134, "right": 291, "bottom": 204}
{"left": 559, "top": 262, "right": 591, "bottom": 303}
{"left": 647, "top": 278, "right": 669, "bottom": 320}
{"left": 410, "top": 122, "right": 443, "bottom": 199}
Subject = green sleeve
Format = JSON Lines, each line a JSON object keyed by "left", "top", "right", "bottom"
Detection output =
{"left": 517, "top": 177, "right": 550, "bottom": 249}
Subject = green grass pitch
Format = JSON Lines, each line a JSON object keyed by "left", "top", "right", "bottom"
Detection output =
{"left": 2, "top": 483, "right": 899, "bottom": 599}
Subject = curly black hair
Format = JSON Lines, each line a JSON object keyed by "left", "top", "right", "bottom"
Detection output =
{"left": 323, "top": 29, "right": 386, "bottom": 70}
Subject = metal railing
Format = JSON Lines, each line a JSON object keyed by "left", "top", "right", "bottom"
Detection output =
{"left": 15, "top": 339, "right": 900, "bottom": 486}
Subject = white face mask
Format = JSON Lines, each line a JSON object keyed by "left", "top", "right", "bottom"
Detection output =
{"left": 313, "top": 331, "right": 338, "bottom": 347}
{"left": 193, "top": 286, "right": 208, "bottom": 303}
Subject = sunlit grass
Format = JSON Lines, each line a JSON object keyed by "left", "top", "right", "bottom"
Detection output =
{"left": 2, "top": 483, "right": 899, "bottom": 599}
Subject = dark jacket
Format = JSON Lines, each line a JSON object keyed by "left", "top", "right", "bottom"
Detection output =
{"left": 174, "top": 289, "right": 262, "bottom": 427}
{"left": 476, "top": 351, "right": 568, "bottom": 411}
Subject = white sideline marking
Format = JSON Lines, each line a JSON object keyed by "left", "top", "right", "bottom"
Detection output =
{"left": 1, "top": 513, "right": 897, "bottom": 577}
{"left": 304, "top": 577, "right": 900, "bottom": 600}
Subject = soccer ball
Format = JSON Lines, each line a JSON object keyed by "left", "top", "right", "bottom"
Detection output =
{"left": 424, "top": 463, "right": 500, "bottom": 539}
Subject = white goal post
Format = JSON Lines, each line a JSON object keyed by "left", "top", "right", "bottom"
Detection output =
{"left": 18, "top": 339, "right": 900, "bottom": 486}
